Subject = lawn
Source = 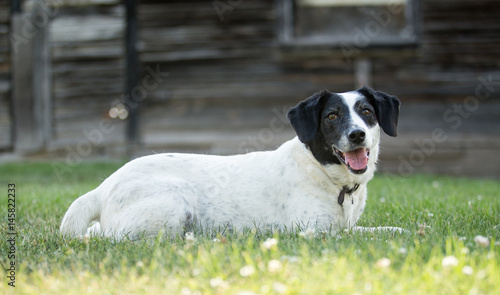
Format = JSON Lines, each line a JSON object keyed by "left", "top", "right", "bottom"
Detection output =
{"left": 0, "top": 161, "right": 499, "bottom": 294}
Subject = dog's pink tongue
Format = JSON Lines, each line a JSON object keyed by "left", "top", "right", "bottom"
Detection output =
{"left": 344, "top": 148, "right": 368, "bottom": 170}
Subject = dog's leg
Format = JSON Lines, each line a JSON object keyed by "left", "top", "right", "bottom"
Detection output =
{"left": 108, "top": 196, "right": 198, "bottom": 240}
{"left": 86, "top": 222, "right": 102, "bottom": 237}
{"left": 100, "top": 179, "right": 199, "bottom": 240}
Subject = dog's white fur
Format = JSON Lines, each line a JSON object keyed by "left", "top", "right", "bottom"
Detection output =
{"left": 60, "top": 92, "right": 402, "bottom": 240}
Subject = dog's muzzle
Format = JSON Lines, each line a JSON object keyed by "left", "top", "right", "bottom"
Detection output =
{"left": 333, "top": 147, "right": 370, "bottom": 174}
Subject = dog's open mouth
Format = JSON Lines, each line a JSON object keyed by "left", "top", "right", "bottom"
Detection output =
{"left": 334, "top": 147, "right": 370, "bottom": 174}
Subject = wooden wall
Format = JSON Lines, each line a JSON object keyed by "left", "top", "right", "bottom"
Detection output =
{"left": 137, "top": 0, "right": 291, "bottom": 154}
{"left": 134, "top": 0, "right": 500, "bottom": 148}
{"left": 133, "top": 0, "right": 500, "bottom": 178}
{"left": 49, "top": 1, "right": 126, "bottom": 155}
{"left": 1, "top": 0, "right": 499, "bottom": 177}
{"left": 422, "top": 0, "right": 500, "bottom": 67}
{"left": 0, "top": 2, "right": 10, "bottom": 150}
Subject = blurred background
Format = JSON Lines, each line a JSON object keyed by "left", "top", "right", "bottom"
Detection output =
{"left": 0, "top": 0, "right": 499, "bottom": 178}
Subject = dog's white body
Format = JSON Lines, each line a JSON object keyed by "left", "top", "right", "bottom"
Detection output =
{"left": 60, "top": 89, "right": 402, "bottom": 240}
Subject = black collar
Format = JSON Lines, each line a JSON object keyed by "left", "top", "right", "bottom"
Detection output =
{"left": 338, "top": 184, "right": 360, "bottom": 205}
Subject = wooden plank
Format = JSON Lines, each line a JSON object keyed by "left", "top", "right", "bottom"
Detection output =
{"left": 0, "top": 2, "right": 10, "bottom": 150}
{"left": 354, "top": 58, "right": 372, "bottom": 88}
{"left": 33, "top": 5, "right": 52, "bottom": 150}
{"left": 125, "top": 0, "right": 139, "bottom": 149}
{"left": 11, "top": 5, "right": 52, "bottom": 153}
{"left": 379, "top": 133, "right": 500, "bottom": 178}
{"left": 49, "top": 3, "right": 126, "bottom": 150}
{"left": 11, "top": 14, "right": 37, "bottom": 152}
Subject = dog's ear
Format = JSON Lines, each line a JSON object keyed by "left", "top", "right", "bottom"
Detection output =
{"left": 287, "top": 91, "right": 327, "bottom": 143}
{"left": 358, "top": 87, "right": 400, "bottom": 137}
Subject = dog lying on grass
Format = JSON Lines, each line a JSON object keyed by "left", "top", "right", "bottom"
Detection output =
{"left": 60, "top": 87, "right": 403, "bottom": 240}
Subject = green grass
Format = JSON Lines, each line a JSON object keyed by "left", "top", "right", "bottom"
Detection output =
{"left": 1, "top": 161, "right": 499, "bottom": 294}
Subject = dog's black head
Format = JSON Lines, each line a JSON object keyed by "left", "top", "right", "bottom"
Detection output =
{"left": 287, "top": 87, "right": 400, "bottom": 174}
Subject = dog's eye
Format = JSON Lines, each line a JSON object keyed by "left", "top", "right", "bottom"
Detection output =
{"left": 362, "top": 109, "right": 372, "bottom": 116}
{"left": 328, "top": 113, "right": 338, "bottom": 120}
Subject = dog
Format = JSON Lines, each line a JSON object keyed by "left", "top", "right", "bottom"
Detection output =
{"left": 60, "top": 87, "right": 401, "bottom": 240}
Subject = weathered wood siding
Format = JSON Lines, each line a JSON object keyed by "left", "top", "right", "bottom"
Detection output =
{"left": 133, "top": 0, "right": 500, "bottom": 179}
{"left": 49, "top": 2, "right": 126, "bottom": 155}
{"left": 422, "top": 0, "right": 500, "bottom": 66}
{"left": 0, "top": 2, "right": 10, "bottom": 150}
{"left": 0, "top": 0, "right": 499, "bottom": 177}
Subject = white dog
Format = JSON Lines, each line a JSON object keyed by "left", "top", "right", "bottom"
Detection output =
{"left": 60, "top": 87, "right": 401, "bottom": 240}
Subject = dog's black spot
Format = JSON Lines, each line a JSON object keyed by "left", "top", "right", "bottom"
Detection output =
{"left": 288, "top": 92, "right": 350, "bottom": 165}
{"left": 357, "top": 87, "right": 400, "bottom": 137}
{"left": 353, "top": 99, "right": 377, "bottom": 128}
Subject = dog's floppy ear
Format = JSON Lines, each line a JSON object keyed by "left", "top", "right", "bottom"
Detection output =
{"left": 358, "top": 87, "right": 400, "bottom": 137}
{"left": 287, "top": 91, "right": 327, "bottom": 143}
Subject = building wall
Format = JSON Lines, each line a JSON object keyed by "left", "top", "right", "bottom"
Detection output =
{"left": 133, "top": 0, "right": 500, "bottom": 177}
{"left": 49, "top": 1, "right": 127, "bottom": 156}
{"left": 0, "top": 2, "right": 11, "bottom": 150}
{"left": 1, "top": 0, "right": 499, "bottom": 177}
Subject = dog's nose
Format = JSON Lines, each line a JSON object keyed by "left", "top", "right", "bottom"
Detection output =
{"left": 348, "top": 129, "right": 366, "bottom": 144}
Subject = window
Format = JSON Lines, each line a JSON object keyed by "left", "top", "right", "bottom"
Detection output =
{"left": 278, "top": 0, "right": 420, "bottom": 47}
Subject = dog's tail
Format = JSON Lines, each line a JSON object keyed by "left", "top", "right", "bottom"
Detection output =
{"left": 60, "top": 190, "right": 101, "bottom": 238}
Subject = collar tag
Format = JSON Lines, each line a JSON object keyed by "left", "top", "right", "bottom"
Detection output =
{"left": 338, "top": 184, "right": 360, "bottom": 205}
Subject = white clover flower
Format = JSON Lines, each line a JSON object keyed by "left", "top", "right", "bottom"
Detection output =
{"left": 185, "top": 232, "right": 195, "bottom": 241}
{"left": 462, "top": 265, "right": 474, "bottom": 276}
{"left": 192, "top": 268, "right": 201, "bottom": 276}
{"left": 442, "top": 255, "right": 459, "bottom": 268}
{"left": 239, "top": 265, "right": 256, "bottom": 277}
{"left": 273, "top": 282, "right": 287, "bottom": 294}
{"left": 280, "top": 255, "right": 299, "bottom": 263}
{"left": 209, "top": 277, "right": 223, "bottom": 288}
{"left": 398, "top": 247, "right": 407, "bottom": 255}
{"left": 474, "top": 235, "right": 489, "bottom": 248}
{"left": 185, "top": 232, "right": 196, "bottom": 247}
{"left": 299, "top": 228, "right": 316, "bottom": 239}
{"left": 268, "top": 259, "right": 282, "bottom": 273}
{"left": 262, "top": 238, "right": 278, "bottom": 250}
{"left": 210, "top": 277, "right": 229, "bottom": 289}
{"left": 375, "top": 257, "right": 391, "bottom": 269}
{"left": 135, "top": 261, "right": 144, "bottom": 268}
{"left": 212, "top": 238, "right": 221, "bottom": 243}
